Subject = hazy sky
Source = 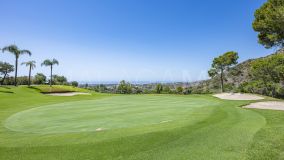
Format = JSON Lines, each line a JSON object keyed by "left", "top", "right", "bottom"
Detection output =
{"left": 0, "top": 0, "right": 274, "bottom": 83}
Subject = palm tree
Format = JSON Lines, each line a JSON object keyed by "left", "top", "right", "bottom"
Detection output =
{"left": 2, "top": 45, "right": 31, "bottom": 86}
{"left": 21, "top": 61, "right": 36, "bottom": 86}
{"left": 41, "top": 59, "right": 59, "bottom": 87}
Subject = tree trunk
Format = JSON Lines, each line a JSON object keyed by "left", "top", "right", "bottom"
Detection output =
{"left": 28, "top": 64, "right": 32, "bottom": 86}
{"left": 14, "top": 57, "right": 18, "bottom": 86}
{"left": 220, "top": 68, "right": 224, "bottom": 93}
{"left": 50, "top": 65, "right": 53, "bottom": 87}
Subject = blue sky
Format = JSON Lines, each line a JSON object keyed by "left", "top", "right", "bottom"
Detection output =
{"left": 0, "top": 0, "right": 274, "bottom": 83}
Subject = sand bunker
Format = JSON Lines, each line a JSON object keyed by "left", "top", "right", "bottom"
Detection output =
{"left": 96, "top": 128, "right": 103, "bottom": 131}
{"left": 159, "top": 120, "right": 172, "bottom": 124}
{"left": 244, "top": 101, "right": 284, "bottom": 111}
{"left": 45, "top": 92, "right": 91, "bottom": 96}
{"left": 213, "top": 93, "right": 264, "bottom": 100}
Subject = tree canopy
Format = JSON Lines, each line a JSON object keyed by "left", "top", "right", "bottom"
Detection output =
{"left": 117, "top": 80, "right": 132, "bottom": 94}
{"left": 176, "top": 86, "right": 183, "bottom": 94}
{"left": 155, "top": 83, "right": 163, "bottom": 94}
{"left": 249, "top": 53, "right": 284, "bottom": 97}
{"left": 33, "top": 73, "right": 47, "bottom": 84}
{"left": 21, "top": 61, "right": 36, "bottom": 69}
{"left": 0, "top": 62, "right": 14, "bottom": 74}
{"left": 208, "top": 51, "right": 239, "bottom": 92}
{"left": 0, "top": 62, "right": 14, "bottom": 85}
{"left": 2, "top": 45, "right": 31, "bottom": 86}
{"left": 2, "top": 45, "right": 31, "bottom": 58}
{"left": 41, "top": 59, "right": 59, "bottom": 66}
{"left": 53, "top": 75, "right": 67, "bottom": 85}
{"left": 253, "top": 0, "right": 284, "bottom": 49}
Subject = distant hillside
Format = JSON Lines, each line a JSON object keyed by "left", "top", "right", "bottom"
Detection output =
{"left": 226, "top": 50, "right": 284, "bottom": 86}
{"left": 192, "top": 50, "right": 284, "bottom": 94}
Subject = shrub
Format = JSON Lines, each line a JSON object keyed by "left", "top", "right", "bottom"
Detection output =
{"left": 71, "top": 81, "right": 79, "bottom": 87}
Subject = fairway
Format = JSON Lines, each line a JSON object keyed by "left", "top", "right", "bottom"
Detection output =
{"left": 5, "top": 95, "right": 220, "bottom": 134}
{"left": 1, "top": 87, "right": 284, "bottom": 160}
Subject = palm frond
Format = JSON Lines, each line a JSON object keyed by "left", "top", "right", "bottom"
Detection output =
{"left": 22, "top": 61, "right": 36, "bottom": 69}
{"left": 2, "top": 45, "right": 19, "bottom": 55}
{"left": 21, "top": 62, "right": 28, "bottom": 66}
{"left": 41, "top": 59, "right": 52, "bottom": 66}
{"left": 30, "top": 61, "right": 36, "bottom": 69}
{"left": 19, "top": 49, "right": 32, "bottom": 56}
{"left": 52, "top": 58, "right": 59, "bottom": 65}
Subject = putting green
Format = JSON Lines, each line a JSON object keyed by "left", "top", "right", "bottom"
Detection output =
{"left": 5, "top": 95, "right": 221, "bottom": 134}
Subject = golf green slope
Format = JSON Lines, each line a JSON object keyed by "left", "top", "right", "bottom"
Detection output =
{"left": 5, "top": 95, "right": 221, "bottom": 134}
{"left": 1, "top": 86, "right": 284, "bottom": 160}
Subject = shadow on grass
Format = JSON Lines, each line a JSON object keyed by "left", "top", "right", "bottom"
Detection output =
{"left": 0, "top": 90, "right": 14, "bottom": 94}
{"left": 0, "top": 86, "right": 14, "bottom": 93}
{"left": 28, "top": 86, "right": 42, "bottom": 92}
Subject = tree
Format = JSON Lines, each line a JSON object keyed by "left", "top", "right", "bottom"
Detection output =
{"left": 176, "top": 86, "right": 183, "bottom": 94}
{"left": 2, "top": 45, "right": 31, "bottom": 86}
{"left": 155, "top": 83, "right": 163, "bottom": 94}
{"left": 208, "top": 51, "right": 239, "bottom": 92}
{"left": 0, "top": 62, "right": 14, "bottom": 85}
{"left": 163, "top": 86, "right": 171, "bottom": 93}
{"left": 21, "top": 61, "right": 36, "bottom": 86}
{"left": 253, "top": 0, "right": 284, "bottom": 49}
{"left": 17, "top": 76, "right": 29, "bottom": 85}
{"left": 183, "top": 88, "right": 192, "bottom": 95}
{"left": 95, "top": 84, "right": 108, "bottom": 92}
{"left": 33, "top": 73, "right": 46, "bottom": 84}
{"left": 250, "top": 53, "right": 284, "bottom": 97}
{"left": 132, "top": 86, "right": 143, "bottom": 94}
{"left": 117, "top": 80, "right": 132, "bottom": 94}
{"left": 53, "top": 75, "right": 67, "bottom": 85}
{"left": 41, "top": 59, "right": 59, "bottom": 87}
{"left": 71, "top": 81, "right": 79, "bottom": 87}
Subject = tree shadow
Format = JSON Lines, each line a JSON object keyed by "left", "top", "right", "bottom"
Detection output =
{"left": 0, "top": 86, "right": 13, "bottom": 93}
{"left": 0, "top": 90, "right": 14, "bottom": 94}
{"left": 27, "top": 86, "right": 42, "bottom": 92}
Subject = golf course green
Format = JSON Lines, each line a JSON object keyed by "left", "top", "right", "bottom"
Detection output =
{"left": 1, "top": 86, "right": 284, "bottom": 160}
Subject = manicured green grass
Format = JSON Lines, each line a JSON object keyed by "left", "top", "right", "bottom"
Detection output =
{"left": 1, "top": 86, "right": 284, "bottom": 159}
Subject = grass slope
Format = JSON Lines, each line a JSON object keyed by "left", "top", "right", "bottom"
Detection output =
{"left": 0, "top": 86, "right": 284, "bottom": 159}
{"left": 5, "top": 95, "right": 221, "bottom": 134}
{"left": 29, "top": 85, "right": 89, "bottom": 93}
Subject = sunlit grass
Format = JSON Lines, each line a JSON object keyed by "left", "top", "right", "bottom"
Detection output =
{"left": 0, "top": 86, "right": 284, "bottom": 160}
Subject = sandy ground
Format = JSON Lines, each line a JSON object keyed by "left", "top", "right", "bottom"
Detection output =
{"left": 159, "top": 120, "right": 172, "bottom": 124}
{"left": 45, "top": 92, "right": 91, "bottom": 96}
{"left": 213, "top": 93, "right": 264, "bottom": 100}
{"left": 96, "top": 128, "right": 103, "bottom": 131}
{"left": 244, "top": 101, "right": 284, "bottom": 111}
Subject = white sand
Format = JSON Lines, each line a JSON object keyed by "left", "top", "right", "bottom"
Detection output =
{"left": 45, "top": 92, "right": 91, "bottom": 96}
{"left": 159, "top": 120, "right": 172, "bottom": 124}
{"left": 96, "top": 128, "right": 104, "bottom": 131}
{"left": 213, "top": 93, "right": 264, "bottom": 100}
{"left": 244, "top": 101, "right": 284, "bottom": 111}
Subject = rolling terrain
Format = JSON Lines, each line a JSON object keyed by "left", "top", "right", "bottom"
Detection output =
{"left": 0, "top": 86, "right": 284, "bottom": 159}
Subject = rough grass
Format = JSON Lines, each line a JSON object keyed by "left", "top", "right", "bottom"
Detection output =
{"left": 29, "top": 85, "right": 89, "bottom": 93}
{"left": 0, "top": 86, "right": 284, "bottom": 160}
